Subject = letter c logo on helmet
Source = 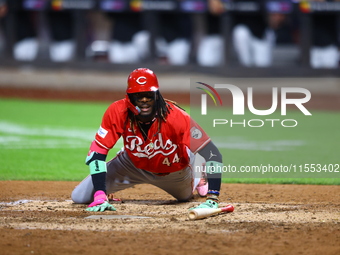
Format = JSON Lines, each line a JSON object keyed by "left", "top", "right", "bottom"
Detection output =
{"left": 136, "top": 76, "right": 147, "bottom": 85}
{"left": 126, "top": 68, "right": 159, "bottom": 94}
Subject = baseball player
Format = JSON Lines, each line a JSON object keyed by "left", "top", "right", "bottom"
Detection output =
{"left": 71, "top": 68, "right": 223, "bottom": 212}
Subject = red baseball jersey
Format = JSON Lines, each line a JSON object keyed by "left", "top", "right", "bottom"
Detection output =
{"left": 94, "top": 99, "right": 210, "bottom": 174}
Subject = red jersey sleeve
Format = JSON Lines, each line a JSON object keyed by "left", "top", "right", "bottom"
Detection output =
{"left": 188, "top": 117, "right": 211, "bottom": 153}
{"left": 171, "top": 104, "right": 211, "bottom": 154}
{"left": 94, "top": 100, "right": 128, "bottom": 150}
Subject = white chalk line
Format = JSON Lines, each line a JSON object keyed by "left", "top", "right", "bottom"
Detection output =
{"left": 213, "top": 136, "right": 305, "bottom": 151}
{"left": 0, "top": 121, "right": 304, "bottom": 151}
{"left": 0, "top": 121, "right": 123, "bottom": 149}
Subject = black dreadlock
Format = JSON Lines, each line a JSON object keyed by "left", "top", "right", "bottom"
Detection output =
{"left": 127, "top": 91, "right": 185, "bottom": 134}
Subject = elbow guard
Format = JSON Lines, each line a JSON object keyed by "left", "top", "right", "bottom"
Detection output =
{"left": 89, "top": 160, "right": 107, "bottom": 175}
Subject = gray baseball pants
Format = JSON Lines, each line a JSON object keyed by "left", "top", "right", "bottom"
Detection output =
{"left": 71, "top": 150, "right": 200, "bottom": 204}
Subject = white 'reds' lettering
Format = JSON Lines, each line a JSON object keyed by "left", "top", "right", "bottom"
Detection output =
{"left": 125, "top": 133, "right": 177, "bottom": 159}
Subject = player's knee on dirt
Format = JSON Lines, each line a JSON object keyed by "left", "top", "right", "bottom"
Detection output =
{"left": 177, "top": 197, "right": 192, "bottom": 203}
{"left": 71, "top": 188, "right": 94, "bottom": 204}
{"left": 71, "top": 176, "right": 95, "bottom": 204}
{"left": 175, "top": 193, "right": 193, "bottom": 202}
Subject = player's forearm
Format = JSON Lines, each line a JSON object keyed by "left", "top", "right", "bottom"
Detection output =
{"left": 197, "top": 141, "right": 222, "bottom": 164}
{"left": 197, "top": 141, "right": 222, "bottom": 199}
{"left": 86, "top": 140, "right": 108, "bottom": 193}
{"left": 207, "top": 173, "right": 221, "bottom": 191}
{"left": 91, "top": 172, "right": 107, "bottom": 193}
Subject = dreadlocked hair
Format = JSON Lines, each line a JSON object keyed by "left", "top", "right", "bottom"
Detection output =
{"left": 127, "top": 91, "right": 185, "bottom": 135}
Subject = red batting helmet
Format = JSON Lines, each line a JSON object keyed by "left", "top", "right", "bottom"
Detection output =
{"left": 126, "top": 68, "right": 159, "bottom": 94}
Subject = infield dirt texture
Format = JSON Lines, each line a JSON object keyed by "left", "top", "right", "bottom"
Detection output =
{"left": 0, "top": 181, "right": 339, "bottom": 255}
{"left": 0, "top": 68, "right": 339, "bottom": 255}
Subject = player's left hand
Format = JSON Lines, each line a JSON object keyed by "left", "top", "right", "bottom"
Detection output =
{"left": 189, "top": 199, "right": 219, "bottom": 210}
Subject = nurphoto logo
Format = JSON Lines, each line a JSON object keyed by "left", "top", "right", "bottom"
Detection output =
{"left": 196, "top": 82, "right": 312, "bottom": 128}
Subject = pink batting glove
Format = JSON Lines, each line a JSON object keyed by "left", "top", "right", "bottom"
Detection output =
{"left": 88, "top": 190, "right": 108, "bottom": 207}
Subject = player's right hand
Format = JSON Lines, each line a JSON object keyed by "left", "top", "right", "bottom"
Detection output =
{"left": 86, "top": 190, "right": 116, "bottom": 212}
{"left": 86, "top": 201, "right": 116, "bottom": 212}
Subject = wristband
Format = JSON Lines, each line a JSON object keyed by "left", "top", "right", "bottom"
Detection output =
{"left": 207, "top": 190, "right": 220, "bottom": 201}
{"left": 205, "top": 161, "right": 223, "bottom": 174}
{"left": 207, "top": 194, "right": 219, "bottom": 202}
{"left": 89, "top": 160, "right": 107, "bottom": 175}
{"left": 207, "top": 190, "right": 220, "bottom": 196}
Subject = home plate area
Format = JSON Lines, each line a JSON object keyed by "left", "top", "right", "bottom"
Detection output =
{"left": 0, "top": 182, "right": 339, "bottom": 255}
{"left": 0, "top": 198, "right": 338, "bottom": 232}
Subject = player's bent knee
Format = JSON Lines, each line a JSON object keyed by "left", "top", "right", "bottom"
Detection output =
{"left": 176, "top": 194, "right": 193, "bottom": 202}
{"left": 71, "top": 189, "right": 93, "bottom": 204}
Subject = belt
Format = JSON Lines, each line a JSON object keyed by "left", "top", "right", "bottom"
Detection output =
{"left": 141, "top": 169, "right": 171, "bottom": 176}
{"left": 152, "top": 172, "right": 171, "bottom": 176}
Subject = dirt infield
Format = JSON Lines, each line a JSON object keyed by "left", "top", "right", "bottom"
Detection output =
{"left": 0, "top": 181, "right": 339, "bottom": 255}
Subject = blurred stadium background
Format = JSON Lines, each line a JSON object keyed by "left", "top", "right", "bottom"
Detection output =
{"left": 0, "top": 0, "right": 339, "bottom": 106}
{"left": 0, "top": 1, "right": 339, "bottom": 183}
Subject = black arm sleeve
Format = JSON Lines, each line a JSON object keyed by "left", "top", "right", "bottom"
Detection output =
{"left": 197, "top": 141, "right": 222, "bottom": 192}
{"left": 197, "top": 141, "right": 222, "bottom": 163}
{"left": 91, "top": 172, "right": 107, "bottom": 193}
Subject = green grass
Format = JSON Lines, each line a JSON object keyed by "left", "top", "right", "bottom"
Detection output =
{"left": 0, "top": 98, "right": 339, "bottom": 185}
{"left": 222, "top": 178, "right": 339, "bottom": 185}
{"left": 0, "top": 99, "right": 120, "bottom": 181}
